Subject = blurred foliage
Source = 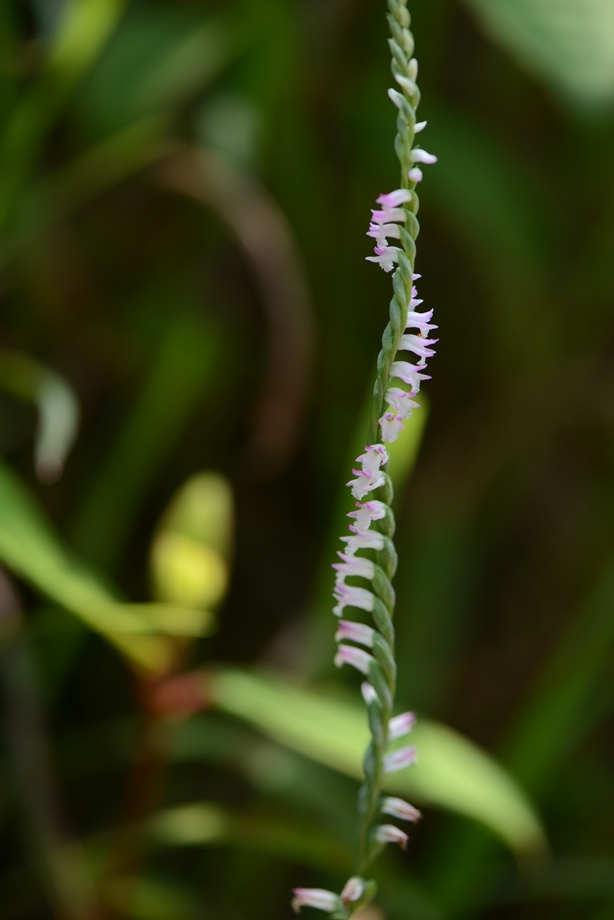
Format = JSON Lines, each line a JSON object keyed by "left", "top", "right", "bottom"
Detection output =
{"left": 2, "top": 0, "right": 614, "bottom": 918}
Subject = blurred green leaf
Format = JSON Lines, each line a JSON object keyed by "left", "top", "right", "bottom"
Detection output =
{"left": 463, "top": 0, "right": 614, "bottom": 107}
{"left": 0, "top": 350, "right": 79, "bottom": 482}
{"left": 208, "top": 669, "right": 547, "bottom": 857}
{"left": 47, "top": 0, "right": 128, "bottom": 85}
{"left": 0, "top": 461, "right": 213, "bottom": 671}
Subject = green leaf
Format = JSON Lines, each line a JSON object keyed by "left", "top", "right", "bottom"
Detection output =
{"left": 463, "top": 0, "right": 614, "bottom": 107}
{"left": 208, "top": 668, "right": 547, "bottom": 857}
{"left": 0, "top": 462, "right": 213, "bottom": 671}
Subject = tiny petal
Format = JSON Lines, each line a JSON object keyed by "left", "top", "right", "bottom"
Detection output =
{"left": 334, "top": 644, "right": 375, "bottom": 675}
{"left": 414, "top": 120, "right": 427, "bottom": 133}
{"left": 348, "top": 499, "right": 387, "bottom": 533}
{"left": 361, "top": 681, "right": 379, "bottom": 705}
{"left": 341, "top": 877, "right": 365, "bottom": 904}
{"left": 379, "top": 412, "right": 405, "bottom": 443}
{"left": 389, "top": 711, "right": 416, "bottom": 740}
{"left": 382, "top": 797, "right": 422, "bottom": 823}
{"left": 333, "top": 583, "right": 375, "bottom": 617}
{"left": 292, "top": 889, "right": 342, "bottom": 914}
{"left": 341, "top": 531, "right": 385, "bottom": 555}
{"left": 335, "top": 620, "right": 376, "bottom": 648}
{"left": 384, "top": 745, "right": 417, "bottom": 773}
{"left": 410, "top": 148, "right": 437, "bottom": 165}
{"left": 408, "top": 167, "right": 423, "bottom": 183}
{"left": 374, "top": 824, "right": 409, "bottom": 850}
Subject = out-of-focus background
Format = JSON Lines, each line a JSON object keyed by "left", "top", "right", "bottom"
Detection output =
{"left": 2, "top": 0, "right": 614, "bottom": 918}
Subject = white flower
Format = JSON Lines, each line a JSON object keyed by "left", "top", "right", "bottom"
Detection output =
{"left": 347, "top": 500, "right": 387, "bottom": 533}
{"left": 406, "top": 309, "right": 436, "bottom": 336}
{"left": 382, "top": 797, "right": 422, "bottom": 823}
{"left": 414, "top": 120, "right": 427, "bottom": 133}
{"left": 374, "top": 824, "right": 409, "bottom": 849}
{"left": 390, "top": 361, "right": 430, "bottom": 392}
{"left": 410, "top": 148, "right": 437, "bottom": 164}
{"left": 335, "top": 620, "right": 376, "bottom": 648}
{"left": 384, "top": 745, "right": 417, "bottom": 773}
{"left": 334, "top": 644, "right": 375, "bottom": 675}
{"left": 357, "top": 444, "right": 389, "bottom": 475}
{"left": 379, "top": 411, "right": 405, "bottom": 443}
{"left": 399, "top": 333, "right": 437, "bottom": 362}
{"left": 333, "top": 553, "right": 375, "bottom": 582}
{"left": 389, "top": 711, "right": 416, "bottom": 740}
{"left": 366, "top": 244, "right": 401, "bottom": 272}
{"left": 341, "top": 531, "right": 385, "bottom": 555}
{"left": 361, "top": 681, "right": 379, "bottom": 705}
{"left": 408, "top": 167, "right": 423, "bottom": 183}
{"left": 292, "top": 889, "right": 342, "bottom": 914}
{"left": 341, "top": 877, "right": 365, "bottom": 904}
{"left": 385, "top": 387, "right": 420, "bottom": 419}
{"left": 333, "top": 583, "right": 375, "bottom": 617}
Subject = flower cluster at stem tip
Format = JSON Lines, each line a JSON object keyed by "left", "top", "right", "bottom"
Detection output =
{"left": 293, "top": 0, "right": 434, "bottom": 914}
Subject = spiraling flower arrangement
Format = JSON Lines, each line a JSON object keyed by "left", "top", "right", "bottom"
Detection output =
{"left": 292, "top": 1, "right": 436, "bottom": 916}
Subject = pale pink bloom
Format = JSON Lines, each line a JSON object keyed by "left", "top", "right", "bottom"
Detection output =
{"left": 371, "top": 207, "right": 406, "bottom": 224}
{"left": 384, "top": 745, "right": 417, "bottom": 773}
{"left": 379, "top": 411, "right": 405, "bottom": 443}
{"left": 389, "top": 711, "right": 416, "bottom": 740}
{"left": 347, "top": 470, "right": 385, "bottom": 500}
{"left": 341, "top": 531, "right": 385, "bottom": 555}
{"left": 367, "top": 222, "right": 402, "bottom": 243}
{"left": 414, "top": 120, "right": 427, "bottom": 133}
{"left": 292, "top": 889, "right": 341, "bottom": 914}
{"left": 408, "top": 167, "right": 423, "bottom": 183}
{"left": 333, "top": 583, "right": 375, "bottom": 617}
{"left": 341, "top": 878, "right": 365, "bottom": 904}
{"left": 382, "top": 797, "right": 422, "bottom": 823}
{"left": 333, "top": 553, "right": 375, "bottom": 582}
{"left": 334, "top": 644, "right": 374, "bottom": 675}
{"left": 374, "top": 824, "right": 409, "bottom": 849}
{"left": 390, "top": 361, "right": 431, "bottom": 391}
{"left": 410, "top": 148, "right": 437, "bottom": 165}
{"left": 385, "top": 387, "right": 420, "bottom": 419}
{"left": 399, "top": 333, "right": 437, "bottom": 361}
{"left": 406, "top": 310, "right": 436, "bottom": 335}
{"left": 358, "top": 444, "right": 389, "bottom": 475}
{"left": 361, "top": 681, "right": 379, "bottom": 705}
{"left": 335, "top": 620, "right": 376, "bottom": 648}
{"left": 348, "top": 499, "right": 387, "bottom": 533}
{"left": 366, "top": 245, "right": 401, "bottom": 272}
{"left": 376, "top": 189, "right": 412, "bottom": 209}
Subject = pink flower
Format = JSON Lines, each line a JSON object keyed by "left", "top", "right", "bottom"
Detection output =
{"left": 390, "top": 361, "right": 431, "bottom": 391}
{"left": 347, "top": 500, "right": 387, "bottom": 533}
{"left": 408, "top": 167, "right": 423, "bottom": 183}
{"left": 333, "top": 583, "right": 375, "bottom": 617}
{"left": 374, "top": 824, "right": 409, "bottom": 849}
{"left": 406, "top": 309, "right": 436, "bottom": 336}
{"left": 292, "top": 889, "right": 341, "bottom": 914}
{"left": 334, "top": 644, "right": 374, "bottom": 675}
{"left": 347, "top": 470, "right": 385, "bottom": 500}
{"left": 341, "top": 877, "right": 365, "bottom": 904}
{"left": 384, "top": 745, "right": 417, "bottom": 773}
{"left": 335, "top": 620, "right": 376, "bottom": 648}
{"left": 358, "top": 444, "right": 389, "bottom": 475}
{"left": 376, "top": 189, "right": 412, "bottom": 209}
{"left": 382, "top": 797, "right": 422, "bottom": 823}
{"left": 389, "top": 711, "right": 416, "bottom": 740}
{"left": 367, "top": 222, "right": 402, "bottom": 243}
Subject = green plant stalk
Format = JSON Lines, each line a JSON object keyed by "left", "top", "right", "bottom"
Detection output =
{"left": 354, "top": 0, "right": 422, "bottom": 879}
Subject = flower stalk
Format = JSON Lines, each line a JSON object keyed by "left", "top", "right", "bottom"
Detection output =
{"left": 293, "top": 0, "right": 436, "bottom": 913}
